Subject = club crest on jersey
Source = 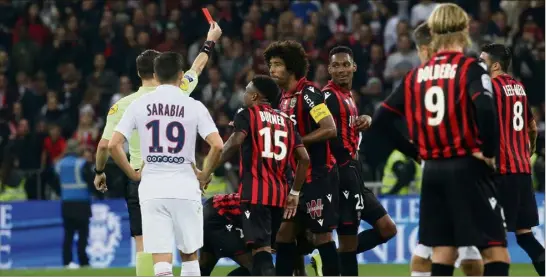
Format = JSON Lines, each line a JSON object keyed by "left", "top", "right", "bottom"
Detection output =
{"left": 290, "top": 97, "right": 297, "bottom": 108}
{"left": 306, "top": 199, "right": 323, "bottom": 219}
{"left": 180, "top": 78, "right": 189, "bottom": 90}
{"left": 108, "top": 104, "right": 118, "bottom": 115}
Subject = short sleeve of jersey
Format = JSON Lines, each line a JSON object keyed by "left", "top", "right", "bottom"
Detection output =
{"left": 233, "top": 108, "right": 251, "bottom": 135}
{"left": 381, "top": 81, "right": 405, "bottom": 116}
{"left": 114, "top": 101, "right": 137, "bottom": 140}
{"left": 197, "top": 101, "right": 218, "bottom": 139}
{"left": 303, "top": 86, "right": 331, "bottom": 123}
{"left": 180, "top": 69, "right": 199, "bottom": 95}
{"left": 467, "top": 61, "right": 493, "bottom": 100}
{"left": 102, "top": 100, "right": 125, "bottom": 140}
{"left": 324, "top": 89, "right": 340, "bottom": 118}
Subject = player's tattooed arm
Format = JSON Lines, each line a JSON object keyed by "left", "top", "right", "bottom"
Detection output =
{"left": 302, "top": 88, "right": 337, "bottom": 145}
{"left": 215, "top": 108, "right": 249, "bottom": 166}
{"left": 285, "top": 141, "right": 309, "bottom": 219}
{"left": 292, "top": 145, "right": 310, "bottom": 192}
{"left": 217, "top": 132, "right": 246, "bottom": 166}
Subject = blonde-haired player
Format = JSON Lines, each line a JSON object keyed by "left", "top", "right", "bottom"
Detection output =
{"left": 374, "top": 3, "right": 510, "bottom": 276}
{"left": 409, "top": 22, "right": 483, "bottom": 277}
{"left": 424, "top": 4, "right": 510, "bottom": 275}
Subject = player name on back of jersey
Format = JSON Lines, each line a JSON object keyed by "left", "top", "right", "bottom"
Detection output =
{"left": 417, "top": 64, "right": 457, "bottom": 82}
{"left": 501, "top": 83, "right": 526, "bottom": 97}
{"left": 146, "top": 103, "right": 185, "bottom": 118}
{"left": 259, "top": 110, "right": 286, "bottom": 127}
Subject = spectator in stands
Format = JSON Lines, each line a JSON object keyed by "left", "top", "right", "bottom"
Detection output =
{"left": 72, "top": 105, "right": 99, "bottom": 151}
{"left": 0, "top": 0, "right": 541, "bottom": 200}
{"left": 86, "top": 53, "right": 118, "bottom": 99}
{"left": 383, "top": 34, "right": 420, "bottom": 91}
{"left": 41, "top": 90, "right": 64, "bottom": 124}
{"left": 410, "top": 0, "right": 438, "bottom": 28}
{"left": 12, "top": 119, "right": 42, "bottom": 199}
{"left": 110, "top": 76, "right": 132, "bottom": 107}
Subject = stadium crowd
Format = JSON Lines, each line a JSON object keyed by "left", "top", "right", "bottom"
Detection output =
{"left": 0, "top": 0, "right": 544, "bottom": 200}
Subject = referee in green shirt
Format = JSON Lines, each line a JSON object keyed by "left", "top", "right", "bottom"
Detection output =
{"left": 93, "top": 23, "right": 222, "bottom": 275}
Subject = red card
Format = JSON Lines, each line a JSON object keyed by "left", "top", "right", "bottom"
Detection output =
{"left": 202, "top": 8, "right": 213, "bottom": 24}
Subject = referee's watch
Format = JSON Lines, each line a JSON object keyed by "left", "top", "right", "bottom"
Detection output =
{"left": 94, "top": 167, "right": 104, "bottom": 175}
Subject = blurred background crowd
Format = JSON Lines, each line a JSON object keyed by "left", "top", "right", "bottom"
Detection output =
{"left": 0, "top": 0, "right": 544, "bottom": 201}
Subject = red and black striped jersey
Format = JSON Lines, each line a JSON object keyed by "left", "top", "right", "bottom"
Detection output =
{"left": 492, "top": 74, "right": 533, "bottom": 174}
{"left": 233, "top": 104, "right": 303, "bottom": 207}
{"left": 279, "top": 77, "right": 336, "bottom": 182}
{"left": 381, "top": 51, "right": 496, "bottom": 160}
{"left": 212, "top": 193, "right": 241, "bottom": 220}
{"left": 323, "top": 80, "right": 360, "bottom": 165}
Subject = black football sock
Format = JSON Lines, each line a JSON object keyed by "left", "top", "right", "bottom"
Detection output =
{"left": 251, "top": 251, "right": 275, "bottom": 276}
{"left": 356, "top": 229, "right": 387, "bottom": 253}
{"left": 227, "top": 266, "right": 251, "bottom": 276}
{"left": 483, "top": 262, "right": 509, "bottom": 276}
{"left": 275, "top": 242, "right": 297, "bottom": 276}
{"left": 317, "top": 241, "right": 340, "bottom": 276}
{"left": 431, "top": 263, "right": 454, "bottom": 276}
{"left": 517, "top": 232, "right": 545, "bottom": 275}
{"left": 339, "top": 251, "right": 358, "bottom": 276}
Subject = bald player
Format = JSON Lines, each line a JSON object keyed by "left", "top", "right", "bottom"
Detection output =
{"left": 93, "top": 23, "right": 222, "bottom": 276}
{"left": 408, "top": 22, "right": 484, "bottom": 277}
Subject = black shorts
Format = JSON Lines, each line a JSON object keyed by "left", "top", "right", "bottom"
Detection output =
{"left": 125, "top": 178, "right": 142, "bottom": 237}
{"left": 493, "top": 174, "right": 539, "bottom": 232}
{"left": 419, "top": 156, "right": 507, "bottom": 248}
{"left": 202, "top": 199, "right": 248, "bottom": 258}
{"left": 297, "top": 167, "right": 339, "bottom": 233}
{"left": 240, "top": 202, "right": 283, "bottom": 249}
{"left": 338, "top": 160, "right": 387, "bottom": 235}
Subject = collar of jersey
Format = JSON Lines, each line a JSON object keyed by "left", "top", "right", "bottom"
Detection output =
{"left": 326, "top": 80, "right": 351, "bottom": 95}
{"left": 431, "top": 50, "right": 463, "bottom": 59}
{"left": 138, "top": 86, "right": 156, "bottom": 93}
{"left": 283, "top": 77, "right": 309, "bottom": 97}
{"left": 155, "top": 84, "right": 181, "bottom": 91}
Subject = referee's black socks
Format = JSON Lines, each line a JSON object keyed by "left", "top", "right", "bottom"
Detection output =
{"left": 484, "top": 262, "right": 509, "bottom": 276}
{"left": 275, "top": 242, "right": 297, "bottom": 276}
{"left": 517, "top": 232, "right": 545, "bottom": 275}
{"left": 317, "top": 241, "right": 340, "bottom": 276}
{"left": 252, "top": 251, "right": 275, "bottom": 276}
{"left": 431, "top": 263, "right": 454, "bottom": 276}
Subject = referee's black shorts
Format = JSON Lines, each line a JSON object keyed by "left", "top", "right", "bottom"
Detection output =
{"left": 419, "top": 156, "right": 507, "bottom": 249}
{"left": 125, "top": 177, "right": 142, "bottom": 237}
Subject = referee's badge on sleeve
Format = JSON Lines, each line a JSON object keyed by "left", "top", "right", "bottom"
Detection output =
{"left": 108, "top": 104, "right": 118, "bottom": 115}
{"left": 180, "top": 78, "right": 189, "bottom": 90}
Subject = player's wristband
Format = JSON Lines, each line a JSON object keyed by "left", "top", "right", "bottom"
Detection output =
{"left": 200, "top": 40, "right": 215, "bottom": 57}
{"left": 94, "top": 167, "right": 104, "bottom": 175}
{"left": 289, "top": 189, "right": 300, "bottom": 196}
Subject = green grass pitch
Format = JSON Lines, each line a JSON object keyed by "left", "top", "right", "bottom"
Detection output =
{"left": 1, "top": 264, "right": 536, "bottom": 276}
